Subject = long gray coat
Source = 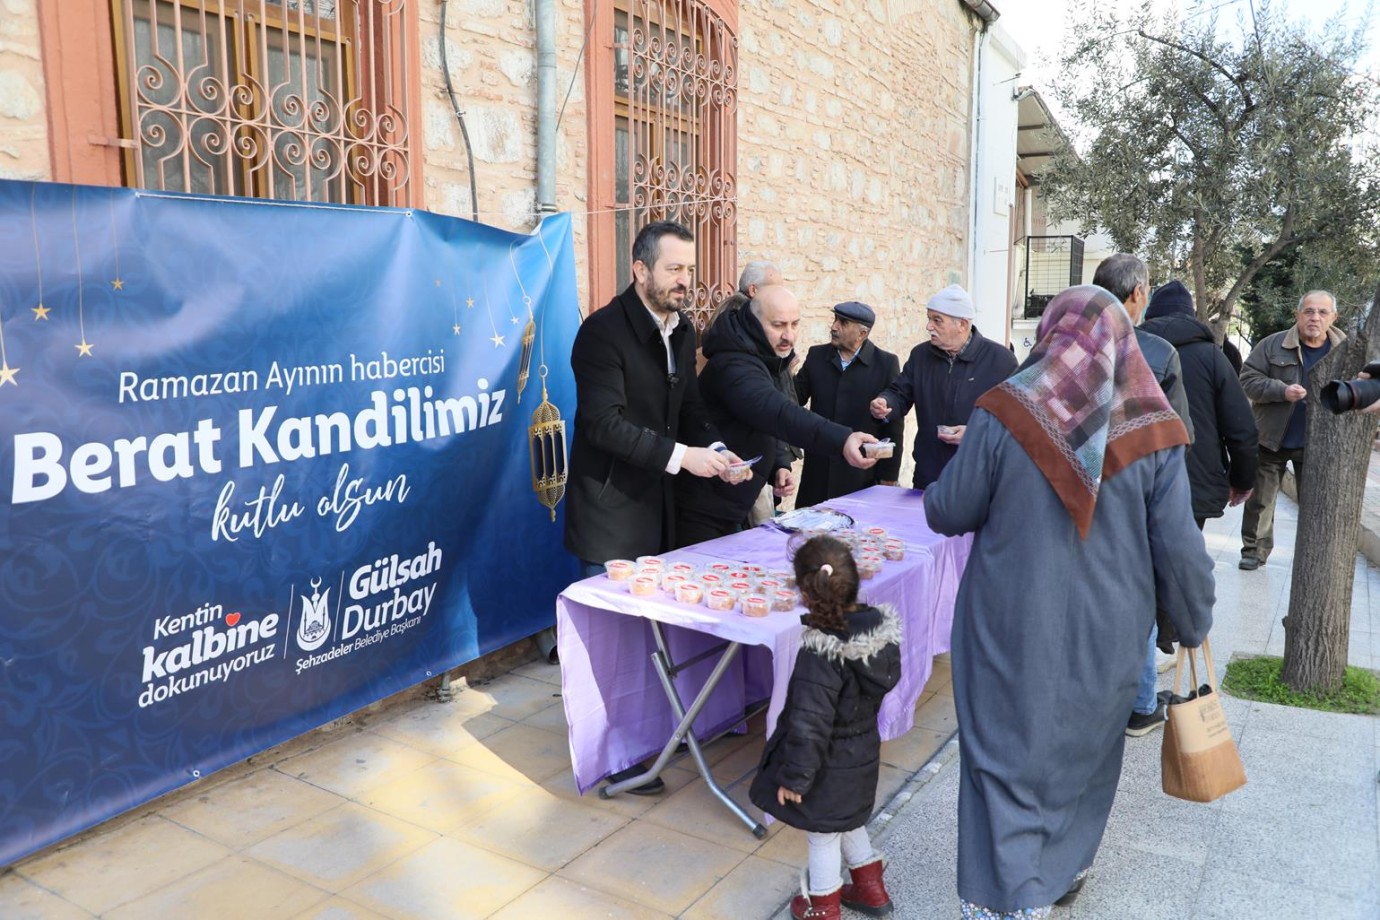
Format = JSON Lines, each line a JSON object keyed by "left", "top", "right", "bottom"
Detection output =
{"left": 924, "top": 409, "right": 1215, "bottom": 912}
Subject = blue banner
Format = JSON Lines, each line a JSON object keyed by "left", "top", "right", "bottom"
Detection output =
{"left": 0, "top": 180, "right": 581, "bottom": 865}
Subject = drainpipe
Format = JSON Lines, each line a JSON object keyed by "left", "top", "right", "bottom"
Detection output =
{"left": 535, "top": 0, "right": 557, "bottom": 217}
{"left": 966, "top": 20, "right": 988, "bottom": 312}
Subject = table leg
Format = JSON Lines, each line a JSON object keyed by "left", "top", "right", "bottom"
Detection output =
{"left": 599, "top": 620, "right": 766, "bottom": 838}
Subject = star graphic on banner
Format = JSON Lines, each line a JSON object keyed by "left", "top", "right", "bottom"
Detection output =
{"left": 76, "top": 340, "right": 94, "bottom": 357}
{"left": 112, "top": 278, "right": 124, "bottom": 291}
{"left": 490, "top": 333, "right": 505, "bottom": 348}
{"left": 0, "top": 363, "right": 18, "bottom": 386}
{"left": 466, "top": 297, "right": 475, "bottom": 309}
{"left": 511, "top": 315, "right": 520, "bottom": 325}
{"left": 452, "top": 323, "right": 461, "bottom": 335}
{"left": 434, "top": 278, "right": 441, "bottom": 287}
{"left": 32, "top": 304, "right": 50, "bottom": 320}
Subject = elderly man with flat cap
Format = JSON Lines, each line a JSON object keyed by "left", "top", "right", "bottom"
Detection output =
{"left": 871, "top": 284, "right": 1017, "bottom": 489}
{"left": 794, "top": 300, "right": 904, "bottom": 506}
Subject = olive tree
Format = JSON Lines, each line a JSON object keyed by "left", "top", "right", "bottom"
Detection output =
{"left": 1043, "top": 1, "right": 1380, "bottom": 338}
{"left": 1044, "top": 1, "right": 1380, "bottom": 693}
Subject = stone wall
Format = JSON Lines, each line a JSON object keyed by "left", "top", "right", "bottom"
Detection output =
{"left": 419, "top": 0, "right": 593, "bottom": 310}
{"left": 0, "top": 0, "right": 50, "bottom": 181}
{"left": 737, "top": 0, "right": 976, "bottom": 354}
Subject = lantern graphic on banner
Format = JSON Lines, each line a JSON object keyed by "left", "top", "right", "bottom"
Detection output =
{"left": 516, "top": 309, "right": 535, "bottom": 403}
{"left": 528, "top": 366, "right": 567, "bottom": 522}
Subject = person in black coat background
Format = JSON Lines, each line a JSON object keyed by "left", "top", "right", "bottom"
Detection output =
{"left": 1141, "top": 280, "right": 1259, "bottom": 524}
{"left": 750, "top": 536, "right": 903, "bottom": 919}
{"left": 794, "top": 301, "right": 904, "bottom": 507}
{"left": 564, "top": 221, "right": 737, "bottom": 570}
{"left": 677, "top": 286, "right": 878, "bottom": 545}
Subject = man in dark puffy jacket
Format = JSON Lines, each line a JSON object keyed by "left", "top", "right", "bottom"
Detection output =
{"left": 869, "top": 285, "right": 1017, "bottom": 489}
{"left": 1141, "top": 280, "right": 1258, "bottom": 525}
{"left": 676, "top": 285, "right": 878, "bottom": 545}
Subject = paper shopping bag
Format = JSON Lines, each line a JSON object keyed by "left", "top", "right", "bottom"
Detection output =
{"left": 1161, "top": 637, "right": 1246, "bottom": 803}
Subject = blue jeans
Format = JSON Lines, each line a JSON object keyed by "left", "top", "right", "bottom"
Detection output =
{"left": 580, "top": 560, "right": 607, "bottom": 579}
{"left": 1133, "top": 624, "right": 1159, "bottom": 715}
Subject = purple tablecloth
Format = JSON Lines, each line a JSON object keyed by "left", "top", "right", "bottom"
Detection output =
{"left": 557, "top": 486, "right": 971, "bottom": 794}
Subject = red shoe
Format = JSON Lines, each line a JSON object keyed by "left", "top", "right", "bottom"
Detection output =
{"left": 790, "top": 882, "right": 842, "bottom": 920}
{"left": 841, "top": 857, "right": 894, "bottom": 916}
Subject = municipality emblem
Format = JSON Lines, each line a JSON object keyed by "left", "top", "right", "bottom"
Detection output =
{"left": 296, "top": 578, "right": 332, "bottom": 651}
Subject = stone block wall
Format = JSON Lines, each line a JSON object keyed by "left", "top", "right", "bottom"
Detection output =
{"left": 736, "top": 0, "right": 976, "bottom": 356}
{"left": 419, "top": 0, "right": 593, "bottom": 311}
{"left": 0, "top": 0, "right": 50, "bottom": 181}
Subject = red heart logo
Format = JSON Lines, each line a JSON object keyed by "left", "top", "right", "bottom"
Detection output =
{"left": 225, "top": 612, "right": 241, "bottom": 627}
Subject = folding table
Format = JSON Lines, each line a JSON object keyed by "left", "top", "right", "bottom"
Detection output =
{"left": 556, "top": 486, "right": 971, "bottom": 835}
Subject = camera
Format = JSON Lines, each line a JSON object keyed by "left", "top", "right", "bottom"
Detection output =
{"left": 1320, "top": 361, "right": 1380, "bottom": 414}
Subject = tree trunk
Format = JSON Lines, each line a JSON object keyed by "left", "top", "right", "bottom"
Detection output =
{"left": 1281, "top": 280, "right": 1380, "bottom": 693}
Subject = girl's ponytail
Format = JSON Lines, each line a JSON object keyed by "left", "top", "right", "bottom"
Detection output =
{"left": 790, "top": 535, "right": 859, "bottom": 632}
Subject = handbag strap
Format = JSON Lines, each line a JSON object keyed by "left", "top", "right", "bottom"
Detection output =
{"left": 1170, "top": 635, "right": 1215, "bottom": 696}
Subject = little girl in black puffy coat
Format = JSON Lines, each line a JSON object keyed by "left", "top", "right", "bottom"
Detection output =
{"left": 749, "top": 535, "right": 903, "bottom": 919}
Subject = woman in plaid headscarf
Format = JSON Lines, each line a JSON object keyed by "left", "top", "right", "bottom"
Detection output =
{"left": 925, "top": 285, "right": 1216, "bottom": 919}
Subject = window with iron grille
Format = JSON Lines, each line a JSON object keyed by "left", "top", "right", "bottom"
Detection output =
{"left": 591, "top": 0, "right": 737, "bottom": 327}
{"left": 109, "top": 0, "right": 413, "bottom": 206}
{"left": 1022, "top": 235, "right": 1085, "bottom": 319}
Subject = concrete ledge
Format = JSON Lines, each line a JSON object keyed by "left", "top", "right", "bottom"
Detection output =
{"left": 1283, "top": 463, "right": 1380, "bottom": 569}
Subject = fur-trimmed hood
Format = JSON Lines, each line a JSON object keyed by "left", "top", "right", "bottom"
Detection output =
{"left": 800, "top": 603, "right": 902, "bottom": 694}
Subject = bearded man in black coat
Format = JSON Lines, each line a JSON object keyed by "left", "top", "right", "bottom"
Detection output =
{"left": 794, "top": 301, "right": 903, "bottom": 507}
{"left": 564, "top": 221, "right": 739, "bottom": 570}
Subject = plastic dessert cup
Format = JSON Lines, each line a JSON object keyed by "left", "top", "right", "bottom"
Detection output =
{"left": 675, "top": 582, "right": 704, "bottom": 605}
{"left": 706, "top": 589, "right": 735, "bottom": 611}
{"left": 741, "top": 594, "right": 769, "bottom": 617}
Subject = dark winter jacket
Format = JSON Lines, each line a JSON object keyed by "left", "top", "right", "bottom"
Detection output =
{"left": 677, "top": 303, "right": 853, "bottom": 530}
{"left": 750, "top": 604, "right": 902, "bottom": 833}
{"left": 1134, "top": 328, "right": 1195, "bottom": 443}
{"left": 1140, "top": 310, "right": 1259, "bottom": 519}
{"left": 565, "top": 285, "right": 719, "bottom": 562}
{"left": 876, "top": 327, "right": 1017, "bottom": 489}
{"left": 794, "top": 339, "right": 904, "bottom": 507}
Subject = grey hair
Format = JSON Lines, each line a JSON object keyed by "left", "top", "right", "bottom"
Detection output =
{"left": 738, "top": 260, "right": 781, "bottom": 295}
{"left": 1091, "top": 253, "right": 1149, "bottom": 304}
{"left": 1297, "top": 290, "right": 1336, "bottom": 313}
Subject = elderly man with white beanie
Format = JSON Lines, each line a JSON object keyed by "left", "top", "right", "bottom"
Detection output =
{"left": 870, "top": 284, "right": 1017, "bottom": 489}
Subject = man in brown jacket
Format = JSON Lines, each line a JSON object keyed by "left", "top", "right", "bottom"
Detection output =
{"left": 1237, "top": 290, "right": 1345, "bottom": 570}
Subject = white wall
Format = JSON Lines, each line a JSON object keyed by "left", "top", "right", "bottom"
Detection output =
{"left": 967, "top": 23, "right": 1024, "bottom": 344}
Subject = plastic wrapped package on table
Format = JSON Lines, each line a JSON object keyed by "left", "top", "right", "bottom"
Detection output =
{"left": 556, "top": 485, "right": 972, "bottom": 795}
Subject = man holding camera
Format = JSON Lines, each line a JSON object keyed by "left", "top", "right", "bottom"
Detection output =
{"left": 1237, "top": 290, "right": 1346, "bottom": 570}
